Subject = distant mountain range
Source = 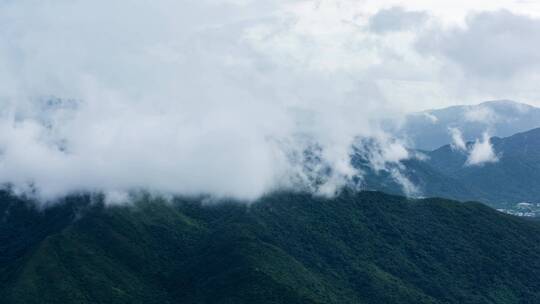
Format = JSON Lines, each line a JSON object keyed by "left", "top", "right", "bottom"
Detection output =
{"left": 396, "top": 100, "right": 540, "bottom": 151}
{"left": 360, "top": 127, "right": 540, "bottom": 207}
{"left": 2, "top": 101, "right": 540, "bottom": 303}
{"left": 2, "top": 99, "right": 540, "bottom": 304}
{"left": 2, "top": 190, "right": 540, "bottom": 304}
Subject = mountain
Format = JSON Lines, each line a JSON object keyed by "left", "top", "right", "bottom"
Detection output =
{"left": 360, "top": 128, "right": 540, "bottom": 207}
{"left": 2, "top": 190, "right": 540, "bottom": 303}
{"left": 356, "top": 157, "right": 482, "bottom": 202}
{"left": 427, "top": 128, "right": 540, "bottom": 205}
{"left": 397, "top": 100, "right": 540, "bottom": 150}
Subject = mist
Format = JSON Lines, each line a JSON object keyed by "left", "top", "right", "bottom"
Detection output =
{"left": 1, "top": 1, "right": 539, "bottom": 202}
{"left": 0, "top": 0, "right": 404, "bottom": 201}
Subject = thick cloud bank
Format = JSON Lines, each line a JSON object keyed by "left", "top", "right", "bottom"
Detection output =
{"left": 0, "top": 1, "right": 539, "bottom": 201}
{"left": 0, "top": 0, "right": 403, "bottom": 200}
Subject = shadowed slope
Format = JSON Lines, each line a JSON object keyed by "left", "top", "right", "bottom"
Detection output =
{"left": 2, "top": 191, "right": 540, "bottom": 303}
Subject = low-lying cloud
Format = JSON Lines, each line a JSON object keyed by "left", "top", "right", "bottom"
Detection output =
{"left": 466, "top": 133, "right": 499, "bottom": 166}
{"left": 369, "top": 7, "right": 428, "bottom": 33}
{"left": 448, "top": 127, "right": 499, "bottom": 166}
{"left": 449, "top": 127, "right": 467, "bottom": 151}
{"left": 464, "top": 106, "right": 499, "bottom": 124}
{"left": 0, "top": 0, "right": 406, "bottom": 201}
{"left": 0, "top": 1, "right": 536, "bottom": 202}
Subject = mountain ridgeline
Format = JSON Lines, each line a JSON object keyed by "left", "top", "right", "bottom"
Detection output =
{"left": 360, "top": 127, "right": 540, "bottom": 207}
{"left": 396, "top": 100, "right": 540, "bottom": 151}
{"left": 2, "top": 190, "right": 540, "bottom": 304}
{"left": 2, "top": 100, "right": 540, "bottom": 304}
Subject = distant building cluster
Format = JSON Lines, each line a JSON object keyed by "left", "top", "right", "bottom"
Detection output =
{"left": 497, "top": 202, "right": 540, "bottom": 217}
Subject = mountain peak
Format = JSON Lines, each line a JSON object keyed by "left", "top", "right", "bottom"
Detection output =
{"left": 476, "top": 99, "right": 536, "bottom": 112}
{"left": 478, "top": 99, "right": 520, "bottom": 106}
{"left": 400, "top": 100, "right": 540, "bottom": 150}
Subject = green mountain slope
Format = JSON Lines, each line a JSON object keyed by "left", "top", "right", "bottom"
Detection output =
{"left": 354, "top": 156, "right": 484, "bottom": 202}
{"left": 427, "top": 128, "right": 540, "bottom": 205}
{"left": 2, "top": 190, "right": 540, "bottom": 303}
{"left": 359, "top": 128, "right": 540, "bottom": 207}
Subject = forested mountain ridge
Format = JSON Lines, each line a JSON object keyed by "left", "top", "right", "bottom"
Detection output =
{"left": 2, "top": 190, "right": 540, "bottom": 304}
{"left": 360, "top": 127, "right": 540, "bottom": 207}
{"left": 396, "top": 100, "right": 540, "bottom": 150}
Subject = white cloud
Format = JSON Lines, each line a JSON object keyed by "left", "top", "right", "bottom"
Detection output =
{"left": 423, "top": 112, "right": 439, "bottom": 123}
{"left": 356, "top": 135, "right": 410, "bottom": 172}
{"left": 390, "top": 168, "right": 420, "bottom": 197}
{"left": 464, "top": 106, "right": 499, "bottom": 124}
{"left": 0, "top": 0, "right": 535, "bottom": 202}
{"left": 448, "top": 127, "right": 467, "bottom": 151}
{"left": 419, "top": 10, "right": 540, "bottom": 79}
{"left": 0, "top": 0, "right": 414, "bottom": 201}
{"left": 417, "top": 10, "right": 540, "bottom": 102}
{"left": 466, "top": 133, "right": 499, "bottom": 166}
{"left": 369, "top": 7, "right": 428, "bottom": 33}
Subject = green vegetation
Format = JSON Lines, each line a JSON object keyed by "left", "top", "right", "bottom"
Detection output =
{"left": 2, "top": 190, "right": 540, "bottom": 303}
{"left": 428, "top": 128, "right": 540, "bottom": 206}
{"left": 360, "top": 128, "right": 540, "bottom": 208}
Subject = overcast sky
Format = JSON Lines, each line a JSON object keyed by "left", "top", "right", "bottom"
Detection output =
{"left": 0, "top": 0, "right": 539, "bottom": 201}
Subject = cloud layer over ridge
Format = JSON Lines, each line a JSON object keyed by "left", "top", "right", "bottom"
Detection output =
{"left": 1, "top": 0, "right": 540, "bottom": 201}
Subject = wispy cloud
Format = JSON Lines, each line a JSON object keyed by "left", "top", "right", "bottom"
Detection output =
{"left": 448, "top": 127, "right": 467, "bottom": 151}
{"left": 0, "top": 0, "right": 406, "bottom": 200}
{"left": 464, "top": 107, "right": 499, "bottom": 124}
{"left": 466, "top": 133, "right": 499, "bottom": 166}
{"left": 0, "top": 1, "right": 533, "bottom": 201}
